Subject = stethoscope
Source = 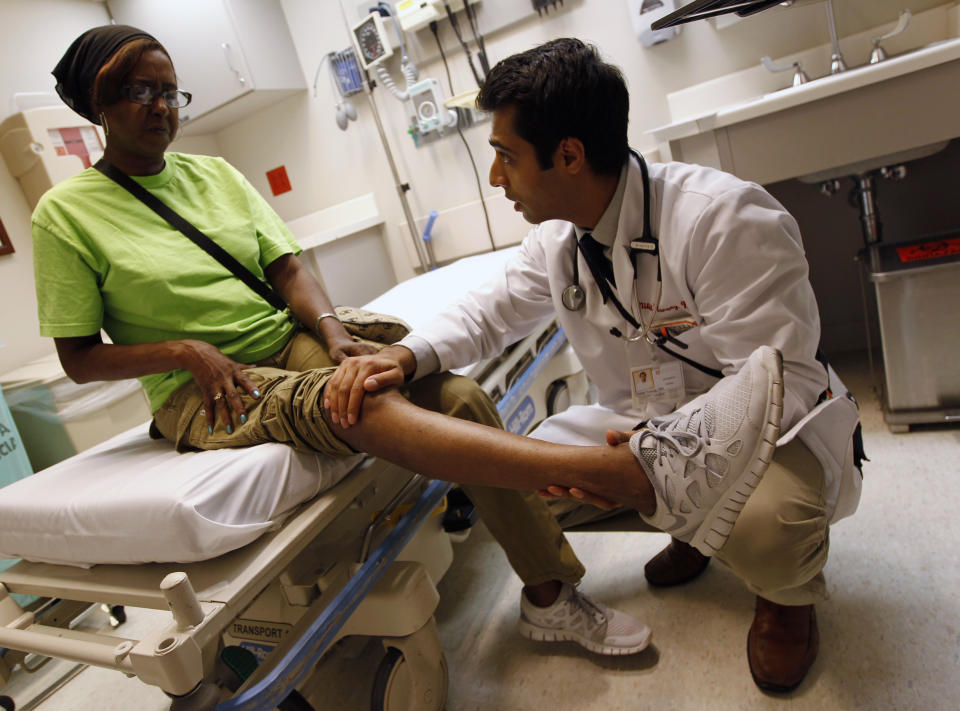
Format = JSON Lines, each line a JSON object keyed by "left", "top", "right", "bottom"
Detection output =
{"left": 561, "top": 149, "right": 662, "bottom": 344}
{"left": 560, "top": 150, "right": 724, "bottom": 379}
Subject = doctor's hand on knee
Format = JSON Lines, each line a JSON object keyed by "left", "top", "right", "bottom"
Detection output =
{"left": 323, "top": 345, "right": 415, "bottom": 427}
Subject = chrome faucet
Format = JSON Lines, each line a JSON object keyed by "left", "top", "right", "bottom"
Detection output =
{"left": 777, "top": 0, "right": 846, "bottom": 75}
{"left": 761, "top": 55, "right": 810, "bottom": 87}
{"left": 870, "top": 9, "right": 912, "bottom": 64}
{"left": 824, "top": 0, "right": 846, "bottom": 74}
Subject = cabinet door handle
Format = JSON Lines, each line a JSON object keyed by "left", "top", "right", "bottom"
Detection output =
{"left": 220, "top": 42, "right": 247, "bottom": 87}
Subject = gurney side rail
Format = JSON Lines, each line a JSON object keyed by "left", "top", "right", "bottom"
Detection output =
{"left": 0, "top": 619, "right": 136, "bottom": 674}
{"left": 214, "top": 479, "right": 453, "bottom": 711}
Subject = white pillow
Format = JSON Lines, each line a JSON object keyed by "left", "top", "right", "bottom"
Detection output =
{"left": 0, "top": 423, "right": 361, "bottom": 567}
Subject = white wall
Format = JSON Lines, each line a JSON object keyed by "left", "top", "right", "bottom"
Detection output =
{"left": 0, "top": 0, "right": 111, "bottom": 374}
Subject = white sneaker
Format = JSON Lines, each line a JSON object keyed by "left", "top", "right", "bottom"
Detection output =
{"left": 518, "top": 582, "right": 652, "bottom": 656}
{"left": 631, "top": 346, "right": 784, "bottom": 557}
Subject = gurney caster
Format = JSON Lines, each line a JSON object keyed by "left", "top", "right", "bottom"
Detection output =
{"left": 167, "top": 680, "right": 220, "bottom": 711}
{"left": 372, "top": 618, "right": 448, "bottom": 711}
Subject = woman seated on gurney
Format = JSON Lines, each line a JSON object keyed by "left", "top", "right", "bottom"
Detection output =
{"left": 34, "top": 25, "right": 659, "bottom": 658}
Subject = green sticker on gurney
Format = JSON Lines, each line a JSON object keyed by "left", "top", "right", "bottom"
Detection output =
{"left": 1, "top": 383, "right": 37, "bottom": 606}
{"left": 0, "top": 384, "right": 33, "bottom": 488}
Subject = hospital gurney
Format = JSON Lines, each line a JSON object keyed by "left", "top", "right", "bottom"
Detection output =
{"left": 0, "top": 247, "right": 589, "bottom": 711}
{"left": 0, "top": 423, "right": 454, "bottom": 711}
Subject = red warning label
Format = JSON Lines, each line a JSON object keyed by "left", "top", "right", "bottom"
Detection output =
{"left": 896, "top": 237, "right": 960, "bottom": 263}
{"left": 266, "top": 166, "right": 292, "bottom": 196}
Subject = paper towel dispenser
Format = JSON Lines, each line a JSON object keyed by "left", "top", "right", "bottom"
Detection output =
{"left": 627, "top": 0, "right": 682, "bottom": 48}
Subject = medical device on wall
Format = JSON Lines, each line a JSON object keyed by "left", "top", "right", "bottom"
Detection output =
{"left": 351, "top": 4, "right": 456, "bottom": 142}
{"left": 351, "top": 10, "right": 394, "bottom": 69}
{"left": 395, "top": 0, "right": 481, "bottom": 33}
{"left": 314, "top": 48, "right": 363, "bottom": 130}
{"left": 0, "top": 105, "right": 104, "bottom": 209}
{"left": 627, "top": 0, "right": 681, "bottom": 48}
{"left": 351, "top": 4, "right": 420, "bottom": 103}
{"left": 409, "top": 78, "right": 457, "bottom": 137}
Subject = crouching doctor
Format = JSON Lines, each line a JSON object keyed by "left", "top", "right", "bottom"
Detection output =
{"left": 326, "top": 38, "right": 863, "bottom": 692}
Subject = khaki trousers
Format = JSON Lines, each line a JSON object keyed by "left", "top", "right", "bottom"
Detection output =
{"left": 550, "top": 437, "right": 830, "bottom": 606}
{"left": 153, "top": 330, "right": 586, "bottom": 587}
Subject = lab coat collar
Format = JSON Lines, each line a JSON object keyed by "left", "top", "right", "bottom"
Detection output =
{"left": 573, "top": 161, "right": 629, "bottom": 252}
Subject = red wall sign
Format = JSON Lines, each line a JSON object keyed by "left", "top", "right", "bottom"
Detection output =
{"left": 266, "top": 166, "right": 292, "bottom": 196}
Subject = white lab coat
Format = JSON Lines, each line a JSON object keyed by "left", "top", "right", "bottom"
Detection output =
{"left": 407, "top": 156, "right": 861, "bottom": 522}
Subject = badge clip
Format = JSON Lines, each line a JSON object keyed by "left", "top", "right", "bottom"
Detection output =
{"left": 629, "top": 239, "right": 657, "bottom": 252}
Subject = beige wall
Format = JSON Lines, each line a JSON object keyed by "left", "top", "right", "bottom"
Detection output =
{"left": 0, "top": 0, "right": 956, "bottom": 376}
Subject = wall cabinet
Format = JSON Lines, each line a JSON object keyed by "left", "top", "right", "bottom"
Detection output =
{"left": 106, "top": 0, "right": 305, "bottom": 135}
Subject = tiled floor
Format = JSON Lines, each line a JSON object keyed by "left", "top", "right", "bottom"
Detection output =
{"left": 3, "top": 351, "right": 958, "bottom": 710}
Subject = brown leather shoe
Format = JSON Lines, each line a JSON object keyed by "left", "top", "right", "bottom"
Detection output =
{"left": 747, "top": 597, "right": 819, "bottom": 692}
{"left": 644, "top": 537, "right": 710, "bottom": 586}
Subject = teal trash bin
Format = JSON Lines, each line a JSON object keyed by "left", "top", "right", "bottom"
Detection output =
{"left": 0, "top": 382, "right": 36, "bottom": 605}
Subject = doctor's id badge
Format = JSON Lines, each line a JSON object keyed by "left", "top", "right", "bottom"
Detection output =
{"left": 631, "top": 362, "right": 684, "bottom": 408}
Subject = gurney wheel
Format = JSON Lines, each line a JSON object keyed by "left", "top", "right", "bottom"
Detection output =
{"left": 0, "top": 696, "right": 14, "bottom": 711}
{"left": 371, "top": 647, "right": 448, "bottom": 711}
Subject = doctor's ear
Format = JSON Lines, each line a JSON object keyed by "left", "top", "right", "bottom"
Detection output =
{"left": 555, "top": 138, "right": 587, "bottom": 174}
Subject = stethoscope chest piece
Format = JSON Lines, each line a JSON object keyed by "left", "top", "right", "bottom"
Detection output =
{"left": 561, "top": 283, "right": 586, "bottom": 311}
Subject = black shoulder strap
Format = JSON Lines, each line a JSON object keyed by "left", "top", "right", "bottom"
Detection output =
{"left": 93, "top": 159, "right": 287, "bottom": 312}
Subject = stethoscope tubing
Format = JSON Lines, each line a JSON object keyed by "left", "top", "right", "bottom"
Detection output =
{"left": 563, "top": 149, "right": 661, "bottom": 343}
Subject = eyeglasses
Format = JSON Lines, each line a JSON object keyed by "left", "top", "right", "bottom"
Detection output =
{"left": 121, "top": 85, "right": 192, "bottom": 109}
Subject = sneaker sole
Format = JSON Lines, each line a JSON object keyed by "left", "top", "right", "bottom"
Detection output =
{"left": 689, "top": 347, "right": 784, "bottom": 557}
{"left": 517, "top": 619, "right": 652, "bottom": 656}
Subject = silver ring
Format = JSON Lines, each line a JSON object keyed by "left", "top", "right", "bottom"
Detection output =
{"left": 214, "top": 393, "right": 224, "bottom": 401}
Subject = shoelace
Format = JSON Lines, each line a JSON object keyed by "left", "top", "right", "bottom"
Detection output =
{"left": 569, "top": 588, "right": 607, "bottom": 627}
{"left": 641, "top": 409, "right": 710, "bottom": 467}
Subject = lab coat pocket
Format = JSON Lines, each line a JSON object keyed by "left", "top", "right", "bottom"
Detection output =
{"left": 777, "top": 395, "right": 862, "bottom": 525}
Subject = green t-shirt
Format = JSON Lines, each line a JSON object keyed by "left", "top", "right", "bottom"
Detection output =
{"left": 32, "top": 152, "right": 301, "bottom": 413}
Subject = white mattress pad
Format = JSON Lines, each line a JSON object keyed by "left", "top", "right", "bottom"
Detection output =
{"left": 365, "top": 246, "right": 518, "bottom": 330}
{"left": 0, "top": 423, "right": 362, "bottom": 567}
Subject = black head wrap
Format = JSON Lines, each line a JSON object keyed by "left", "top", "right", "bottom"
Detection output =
{"left": 52, "top": 24, "right": 158, "bottom": 124}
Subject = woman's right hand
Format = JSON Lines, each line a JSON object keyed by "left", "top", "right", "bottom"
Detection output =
{"left": 179, "top": 340, "right": 259, "bottom": 434}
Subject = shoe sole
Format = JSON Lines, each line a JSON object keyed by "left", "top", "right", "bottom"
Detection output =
{"left": 689, "top": 347, "right": 784, "bottom": 557}
{"left": 517, "top": 619, "right": 652, "bottom": 656}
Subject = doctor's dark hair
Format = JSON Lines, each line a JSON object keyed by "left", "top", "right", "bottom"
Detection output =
{"left": 91, "top": 38, "right": 173, "bottom": 114}
{"left": 476, "top": 38, "right": 629, "bottom": 176}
